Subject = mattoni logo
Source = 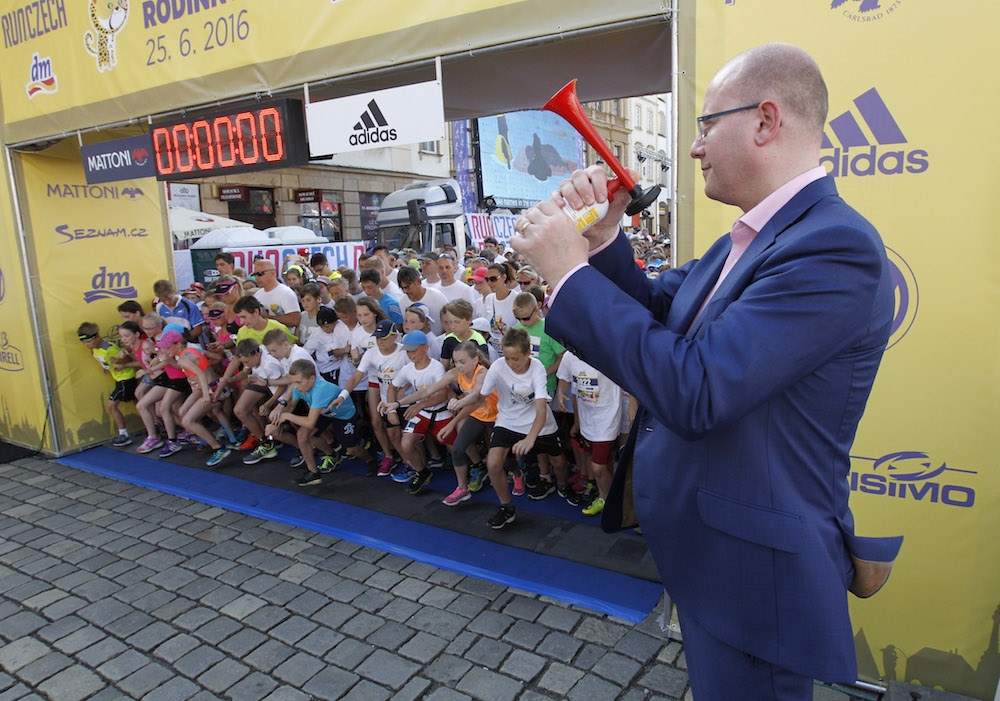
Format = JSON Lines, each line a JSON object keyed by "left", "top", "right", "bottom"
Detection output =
{"left": 121, "top": 187, "right": 144, "bottom": 199}
{"left": 821, "top": 87, "right": 928, "bottom": 178}
{"left": 349, "top": 99, "right": 397, "bottom": 146}
{"left": 84, "top": 266, "right": 137, "bottom": 304}
{"left": 850, "top": 450, "right": 976, "bottom": 509}
{"left": 25, "top": 52, "right": 58, "bottom": 98}
{"left": 830, "top": 0, "right": 902, "bottom": 24}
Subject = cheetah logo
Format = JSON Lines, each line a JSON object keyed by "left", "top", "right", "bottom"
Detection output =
{"left": 83, "top": 0, "right": 129, "bottom": 73}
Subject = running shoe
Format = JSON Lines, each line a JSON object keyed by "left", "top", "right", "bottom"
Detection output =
{"left": 157, "top": 440, "right": 183, "bottom": 458}
{"left": 408, "top": 469, "right": 433, "bottom": 495}
{"left": 558, "top": 486, "right": 583, "bottom": 506}
{"left": 238, "top": 434, "right": 260, "bottom": 451}
{"left": 136, "top": 436, "right": 163, "bottom": 454}
{"left": 442, "top": 487, "right": 471, "bottom": 507}
{"left": 377, "top": 456, "right": 395, "bottom": 477}
{"left": 234, "top": 427, "right": 250, "bottom": 445}
{"left": 487, "top": 504, "right": 516, "bottom": 530}
{"left": 111, "top": 434, "right": 132, "bottom": 448}
{"left": 528, "top": 479, "right": 555, "bottom": 501}
{"left": 468, "top": 464, "right": 485, "bottom": 493}
{"left": 290, "top": 453, "right": 307, "bottom": 469}
{"left": 243, "top": 441, "right": 277, "bottom": 465}
{"left": 512, "top": 473, "right": 526, "bottom": 497}
{"left": 582, "top": 497, "right": 605, "bottom": 516}
{"left": 177, "top": 431, "right": 200, "bottom": 445}
{"left": 206, "top": 448, "right": 231, "bottom": 467}
{"left": 318, "top": 454, "right": 342, "bottom": 474}
{"left": 426, "top": 456, "right": 444, "bottom": 470}
{"left": 391, "top": 463, "right": 416, "bottom": 483}
{"left": 297, "top": 472, "right": 323, "bottom": 487}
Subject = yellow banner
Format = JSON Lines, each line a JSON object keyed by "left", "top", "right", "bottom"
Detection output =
{"left": 17, "top": 135, "right": 170, "bottom": 452}
{"left": 0, "top": 140, "right": 50, "bottom": 451}
{"left": 692, "top": 2, "right": 1000, "bottom": 697}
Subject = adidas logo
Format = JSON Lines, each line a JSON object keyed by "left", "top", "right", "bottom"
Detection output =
{"left": 820, "top": 88, "right": 928, "bottom": 178}
{"left": 349, "top": 99, "right": 398, "bottom": 146}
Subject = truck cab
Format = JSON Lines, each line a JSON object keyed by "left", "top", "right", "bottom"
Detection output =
{"left": 376, "top": 178, "right": 469, "bottom": 257}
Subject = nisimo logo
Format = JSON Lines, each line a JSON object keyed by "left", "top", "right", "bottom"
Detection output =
{"left": 821, "top": 87, "right": 927, "bottom": 178}
{"left": 349, "top": 99, "right": 397, "bottom": 146}
{"left": 850, "top": 450, "right": 976, "bottom": 509}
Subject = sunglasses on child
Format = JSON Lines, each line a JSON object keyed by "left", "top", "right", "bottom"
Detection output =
{"left": 205, "top": 308, "right": 227, "bottom": 319}
{"left": 213, "top": 281, "right": 238, "bottom": 294}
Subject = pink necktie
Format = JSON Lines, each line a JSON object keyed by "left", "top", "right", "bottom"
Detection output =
{"left": 688, "top": 220, "right": 757, "bottom": 332}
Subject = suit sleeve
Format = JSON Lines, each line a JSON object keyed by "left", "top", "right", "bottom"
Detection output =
{"left": 547, "top": 222, "right": 886, "bottom": 441}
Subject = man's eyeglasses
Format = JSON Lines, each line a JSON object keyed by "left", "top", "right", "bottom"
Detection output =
{"left": 438, "top": 253, "right": 455, "bottom": 260}
{"left": 485, "top": 275, "right": 501, "bottom": 283}
{"left": 251, "top": 269, "right": 275, "bottom": 277}
{"left": 696, "top": 103, "right": 760, "bottom": 141}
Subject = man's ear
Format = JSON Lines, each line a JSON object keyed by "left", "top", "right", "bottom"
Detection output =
{"left": 754, "top": 100, "right": 782, "bottom": 146}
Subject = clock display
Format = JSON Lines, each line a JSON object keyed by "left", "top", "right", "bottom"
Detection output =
{"left": 151, "top": 98, "right": 308, "bottom": 180}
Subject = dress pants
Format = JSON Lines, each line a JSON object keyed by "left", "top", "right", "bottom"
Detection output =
{"left": 678, "top": 608, "right": 814, "bottom": 701}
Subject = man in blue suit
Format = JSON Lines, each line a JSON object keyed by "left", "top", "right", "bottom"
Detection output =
{"left": 511, "top": 44, "right": 902, "bottom": 700}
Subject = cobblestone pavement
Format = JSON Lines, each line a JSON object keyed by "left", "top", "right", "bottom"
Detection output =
{"left": 0, "top": 456, "right": 692, "bottom": 701}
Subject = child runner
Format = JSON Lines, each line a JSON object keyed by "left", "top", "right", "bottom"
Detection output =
{"left": 438, "top": 299, "right": 488, "bottom": 369}
{"left": 378, "top": 330, "right": 454, "bottom": 495}
{"left": 267, "top": 359, "right": 378, "bottom": 486}
{"left": 297, "top": 282, "right": 324, "bottom": 342}
{"left": 555, "top": 351, "right": 623, "bottom": 516}
{"left": 303, "top": 306, "right": 347, "bottom": 384}
{"left": 77, "top": 321, "right": 138, "bottom": 447}
{"left": 137, "top": 330, "right": 193, "bottom": 457}
{"left": 450, "top": 328, "right": 581, "bottom": 530}
{"left": 387, "top": 340, "right": 496, "bottom": 505}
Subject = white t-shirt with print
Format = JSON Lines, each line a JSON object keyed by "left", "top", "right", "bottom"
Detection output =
{"left": 483, "top": 291, "right": 517, "bottom": 355}
{"left": 556, "top": 351, "right": 622, "bottom": 442}
{"left": 480, "top": 356, "right": 557, "bottom": 435}
{"left": 391, "top": 358, "right": 453, "bottom": 418}
{"left": 357, "top": 345, "right": 410, "bottom": 401}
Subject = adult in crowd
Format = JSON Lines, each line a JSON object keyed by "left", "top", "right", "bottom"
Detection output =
{"left": 396, "top": 266, "right": 447, "bottom": 336}
{"left": 436, "top": 253, "right": 478, "bottom": 305}
{"left": 251, "top": 258, "right": 301, "bottom": 332}
{"left": 419, "top": 253, "right": 442, "bottom": 287}
{"left": 511, "top": 43, "right": 902, "bottom": 700}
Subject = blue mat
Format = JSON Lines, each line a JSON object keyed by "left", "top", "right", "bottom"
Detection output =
{"left": 58, "top": 446, "right": 663, "bottom": 623}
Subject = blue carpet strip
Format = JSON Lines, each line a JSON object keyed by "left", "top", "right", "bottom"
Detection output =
{"left": 57, "top": 446, "right": 662, "bottom": 623}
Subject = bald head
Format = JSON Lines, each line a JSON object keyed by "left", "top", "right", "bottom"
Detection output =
{"left": 717, "top": 43, "right": 828, "bottom": 137}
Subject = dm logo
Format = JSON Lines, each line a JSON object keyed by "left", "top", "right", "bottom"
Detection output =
{"left": 84, "top": 267, "right": 137, "bottom": 303}
{"left": 850, "top": 450, "right": 977, "bottom": 509}
{"left": 0, "top": 332, "right": 25, "bottom": 373}
{"left": 821, "top": 88, "right": 927, "bottom": 178}
{"left": 885, "top": 246, "right": 917, "bottom": 349}
{"left": 25, "top": 52, "right": 58, "bottom": 99}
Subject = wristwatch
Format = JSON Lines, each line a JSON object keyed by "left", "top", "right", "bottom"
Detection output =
{"left": 277, "top": 398, "right": 288, "bottom": 406}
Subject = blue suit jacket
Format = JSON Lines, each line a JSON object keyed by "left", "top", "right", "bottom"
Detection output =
{"left": 546, "top": 176, "right": 902, "bottom": 682}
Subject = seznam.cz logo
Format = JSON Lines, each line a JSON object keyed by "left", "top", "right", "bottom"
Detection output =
{"left": 850, "top": 450, "right": 976, "bottom": 509}
{"left": 821, "top": 87, "right": 927, "bottom": 178}
{"left": 84, "top": 267, "right": 137, "bottom": 304}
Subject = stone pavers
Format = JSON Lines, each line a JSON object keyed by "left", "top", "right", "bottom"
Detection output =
{"left": 0, "top": 457, "right": 698, "bottom": 699}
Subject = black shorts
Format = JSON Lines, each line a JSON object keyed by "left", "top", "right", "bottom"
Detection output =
{"left": 244, "top": 383, "right": 273, "bottom": 396}
{"left": 162, "top": 376, "right": 192, "bottom": 395}
{"left": 490, "top": 426, "right": 564, "bottom": 456}
{"left": 382, "top": 409, "right": 403, "bottom": 429}
{"left": 110, "top": 377, "right": 139, "bottom": 403}
{"left": 314, "top": 414, "right": 360, "bottom": 448}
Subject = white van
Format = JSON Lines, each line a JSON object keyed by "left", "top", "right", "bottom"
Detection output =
{"left": 376, "top": 179, "right": 470, "bottom": 257}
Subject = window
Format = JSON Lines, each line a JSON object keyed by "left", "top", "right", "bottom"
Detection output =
{"left": 300, "top": 191, "right": 343, "bottom": 242}
{"left": 419, "top": 141, "right": 440, "bottom": 154}
{"left": 647, "top": 109, "right": 654, "bottom": 133}
{"left": 634, "top": 105, "right": 642, "bottom": 127}
{"left": 614, "top": 144, "right": 622, "bottom": 161}
{"left": 612, "top": 99, "right": 620, "bottom": 117}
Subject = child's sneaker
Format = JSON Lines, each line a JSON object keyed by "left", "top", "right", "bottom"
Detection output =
{"left": 234, "top": 427, "right": 250, "bottom": 444}
{"left": 426, "top": 456, "right": 444, "bottom": 470}
{"left": 391, "top": 463, "right": 416, "bottom": 483}
{"left": 558, "top": 486, "right": 583, "bottom": 506}
{"left": 512, "top": 473, "right": 526, "bottom": 497}
{"left": 442, "top": 487, "right": 471, "bottom": 507}
{"left": 318, "top": 454, "right": 342, "bottom": 474}
{"left": 468, "top": 464, "right": 485, "bottom": 493}
{"left": 243, "top": 441, "right": 277, "bottom": 465}
{"left": 582, "top": 497, "right": 605, "bottom": 516}
{"left": 528, "top": 478, "right": 555, "bottom": 500}
{"left": 238, "top": 434, "right": 259, "bottom": 451}
{"left": 487, "top": 504, "right": 516, "bottom": 530}
{"left": 297, "top": 472, "right": 323, "bottom": 487}
{"left": 290, "top": 453, "right": 307, "bottom": 469}
{"left": 377, "top": 456, "right": 395, "bottom": 477}
{"left": 206, "top": 448, "right": 231, "bottom": 467}
{"left": 136, "top": 436, "right": 163, "bottom": 454}
{"left": 111, "top": 434, "right": 132, "bottom": 448}
{"left": 157, "top": 440, "right": 183, "bottom": 458}
{"left": 408, "top": 469, "right": 433, "bottom": 495}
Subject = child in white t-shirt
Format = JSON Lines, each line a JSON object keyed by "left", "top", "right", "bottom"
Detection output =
{"left": 451, "top": 327, "right": 581, "bottom": 531}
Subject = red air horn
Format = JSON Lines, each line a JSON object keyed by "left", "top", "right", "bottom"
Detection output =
{"left": 543, "top": 79, "right": 661, "bottom": 216}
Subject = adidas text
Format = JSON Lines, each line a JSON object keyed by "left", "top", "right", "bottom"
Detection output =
{"left": 820, "top": 146, "right": 928, "bottom": 178}
{"left": 349, "top": 128, "right": 397, "bottom": 146}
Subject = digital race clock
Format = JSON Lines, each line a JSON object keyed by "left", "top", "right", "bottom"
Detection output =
{"left": 151, "top": 98, "right": 308, "bottom": 181}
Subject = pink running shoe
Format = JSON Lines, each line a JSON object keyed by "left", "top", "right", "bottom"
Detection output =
{"left": 442, "top": 487, "right": 471, "bottom": 507}
{"left": 512, "top": 473, "right": 526, "bottom": 496}
{"left": 136, "top": 436, "right": 164, "bottom": 454}
{"left": 377, "top": 456, "right": 394, "bottom": 477}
